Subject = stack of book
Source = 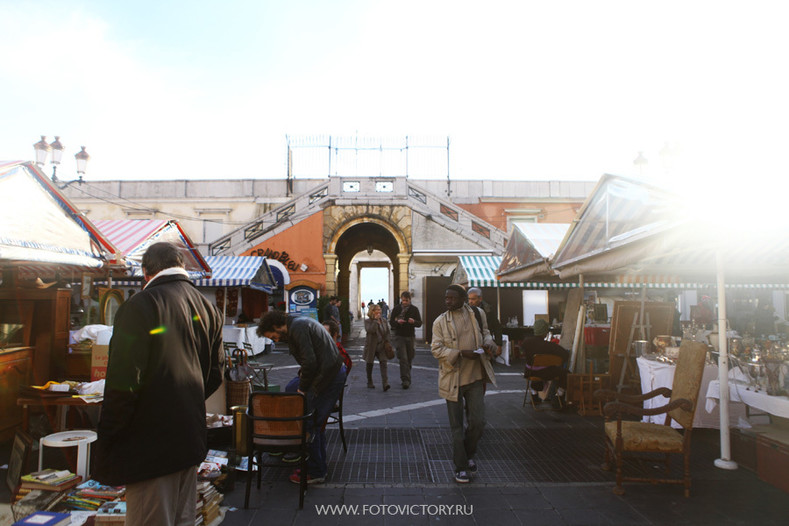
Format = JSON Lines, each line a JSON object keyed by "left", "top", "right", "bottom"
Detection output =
{"left": 12, "top": 510, "right": 72, "bottom": 526}
{"left": 64, "top": 480, "right": 126, "bottom": 511}
{"left": 196, "top": 481, "right": 222, "bottom": 525}
{"left": 94, "top": 500, "right": 126, "bottom": 525}
{"left": 19, "top": 470, "right": 82, "bottom": 492}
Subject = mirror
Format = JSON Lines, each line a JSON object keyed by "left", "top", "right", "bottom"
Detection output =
{"left": 99, "top": 289, "right": 124, "bottom": 325}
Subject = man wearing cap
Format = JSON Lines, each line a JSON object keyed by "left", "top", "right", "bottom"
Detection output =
{"left": 431, "top": 284, "right": 497, "bottom": 484}
{"left": 521, "top": 319, "right": 569, "bottom": 410}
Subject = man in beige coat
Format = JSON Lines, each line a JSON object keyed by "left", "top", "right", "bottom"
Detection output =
{"left": 431, "top": 284, "right": 497, "bottom": 483}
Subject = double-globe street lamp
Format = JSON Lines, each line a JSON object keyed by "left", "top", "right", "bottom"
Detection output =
{"left": 33, "top": 135, "right": 90, "bottom": 189}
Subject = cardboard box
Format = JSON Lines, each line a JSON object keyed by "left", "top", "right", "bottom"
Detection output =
{"left": 91, "top": 344, "right": 109, "bottom": 381}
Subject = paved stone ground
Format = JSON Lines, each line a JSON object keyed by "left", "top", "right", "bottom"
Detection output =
{"left": 220, "top": 319, "right": 789, "bottom": 525}
{"left": 2, "top": 319, "right": 787, "bottom": 525}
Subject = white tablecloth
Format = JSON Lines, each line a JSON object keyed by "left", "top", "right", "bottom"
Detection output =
{"left": 636, "top": 356, "right": 746, "bottom": 429}
{"left": 221, "top": 325, "right": 271, "bottom": 356}
{"left": 706, "top": 380, "right": 789, "bottom": 419}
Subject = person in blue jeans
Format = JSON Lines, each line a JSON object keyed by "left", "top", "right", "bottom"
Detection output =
{"left": 258, "top": 311, "right": 346, "bottom": 485}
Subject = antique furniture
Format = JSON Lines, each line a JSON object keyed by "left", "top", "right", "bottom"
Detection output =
{"left": 595, "top": 340, "right": 707, "bottom": 497}
{"left": 244, "top": 391, "right": 313, "bottom": 509}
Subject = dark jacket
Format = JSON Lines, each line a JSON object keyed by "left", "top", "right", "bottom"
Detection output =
{"left": 287, "top": 316, "right": 344, "bottom": 394}
{"left": 521, "top": 336, "right": 569, "bottom": 364}
{"left": 389, "top": 303, "right": 423, "bottom": 338}
{"left": 95, "top": 273, "right": 224, "bottom": 486}
{"left": 479, "top": 300, "right": 502, "bottom": 346}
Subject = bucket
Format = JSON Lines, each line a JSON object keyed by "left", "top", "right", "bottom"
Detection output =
{"left": 230, "top": 405, "right": 248, "bottom": 457}
{"left": 632, "top": 340, "right": 650, "bottom": 357}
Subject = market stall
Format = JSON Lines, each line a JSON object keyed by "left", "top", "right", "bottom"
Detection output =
{"left": 548, "top": 173, "right": 789, "bottom": 470}
{"left": 194, "top": 255, "right": 277, "bottom": 353}
{"left": 0, "top": 161, "right": 118, "bottom": 439}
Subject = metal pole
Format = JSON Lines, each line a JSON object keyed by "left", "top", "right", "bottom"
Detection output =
{"left": 446, "top": 136, "right": 451, "bottom": 197}
{"left": 714, "top": 249, "right": 738, "bottom": 470}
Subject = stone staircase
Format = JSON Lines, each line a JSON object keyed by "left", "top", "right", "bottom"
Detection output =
{"left": 209, "top": 176, "right": 507, "bottom": 255}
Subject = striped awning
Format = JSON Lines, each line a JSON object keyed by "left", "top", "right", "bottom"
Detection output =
{"left": 0, "top": 162, "right": 112, "bottom": 279}
{"left": 193, "top": 256, "right": 276, "bottom": 293}
{"left": 456, "top": 256, "right": 531, "bottom": 288}
{"left": 93, "top": 219, "right": 211, "bottom": 277}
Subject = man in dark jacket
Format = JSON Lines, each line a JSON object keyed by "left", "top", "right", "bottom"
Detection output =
{"left": 258, "top": 310, "right": 346, "bottom": 484}
{"left": 468, "top": 288, "right": 502, "bottom": 347}
{"left": 389, "top": 291, "right": 422, "bottom": 389}
{"left": 95, "top": 242, "right": 224, "bottom": 526}
{"left": 521, "top": 319, "right": 569, "bottom": 411}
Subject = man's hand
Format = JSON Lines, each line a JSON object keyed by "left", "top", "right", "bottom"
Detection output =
{"left": 407, "top": 318, "right": 415, "bottom": 324}
{"left": 397, "top": 318, "right": 406, "bottom": 325}
{"left": 460, "top": 349, "right": 480, "bottom": 360}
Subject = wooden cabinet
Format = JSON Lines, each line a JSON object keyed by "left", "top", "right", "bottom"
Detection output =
{"left": 0, "top": 287, "right": 71, "bottom": 385}
{"left": 0, "top": 347, "right": 32, "bottom": 440}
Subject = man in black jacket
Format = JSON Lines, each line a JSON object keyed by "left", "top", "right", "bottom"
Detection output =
{"left": 389, "top": 291, "right": 422, "bottom": 389}
{"left": 258, "top": 310, "right": 346, "bottom": 484}
{"left": 95, "top": 242, "right": 224, "bottom": 526}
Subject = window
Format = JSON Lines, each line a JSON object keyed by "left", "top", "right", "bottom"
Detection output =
{"left": 343, "top": 181, "right": 360, "bottom": 192}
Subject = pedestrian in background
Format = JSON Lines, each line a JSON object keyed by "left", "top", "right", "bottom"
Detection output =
{"left": 364, "top": 303, "right": 391, "bottom": 391}
{"left": 389, "top": 291, "right": 422, "bottom": 389}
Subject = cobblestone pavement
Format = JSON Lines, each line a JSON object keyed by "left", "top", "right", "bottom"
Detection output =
{"left": 214, "top": 320, "right": 789, "bottom": 525}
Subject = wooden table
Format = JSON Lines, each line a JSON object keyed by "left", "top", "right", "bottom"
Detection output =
{"left": 17, "top": 393, "right": 101, "bottom": 433}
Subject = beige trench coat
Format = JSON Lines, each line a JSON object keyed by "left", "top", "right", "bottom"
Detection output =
{"left": 431, "top": 303, "right": 497, "bottom": 402}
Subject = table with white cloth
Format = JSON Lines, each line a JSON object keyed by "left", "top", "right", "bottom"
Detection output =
{"left": 221, "top": 325, "right": 272, "bottom": 356}
{"left": 706, "top": 379, "right": 789, "bottom": 420}
{"left": 636, "top": 356, "right": 746, "bottom": 429}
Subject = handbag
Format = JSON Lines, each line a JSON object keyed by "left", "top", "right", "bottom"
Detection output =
{"left": 383, "top": 340, "right": 395, "bottom": 360}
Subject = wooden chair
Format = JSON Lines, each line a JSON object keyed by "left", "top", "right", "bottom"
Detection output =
{"left": 223, "top": 341, "right": 238, "bottom": 367}
{"left": 244, "top": 392, "right": 314, "bottom": 509}
{"left": 522, "top": 354, "right": 565, "bottom": 409}
{"left": 594, "top": 340, "right": 708, "bottom": 497}
{"left": 325, "top": 383, "right": 348, "bottom": 453}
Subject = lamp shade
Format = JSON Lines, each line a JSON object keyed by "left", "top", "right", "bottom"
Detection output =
{"left": 50, "top": 136, "right": 64, "bottom": 165}
{"left": 33, "top": 136, "right": 50, "bottom": 165}
{"left": 75, "top": 146, "right": 90, "bottom": 174}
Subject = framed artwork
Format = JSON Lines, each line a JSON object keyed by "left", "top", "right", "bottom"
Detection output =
{"left": 6, "top": 429, "right": 34, "bottom": 494}
{"left": 81, "top": 275, "right": 93, "bottom": 299}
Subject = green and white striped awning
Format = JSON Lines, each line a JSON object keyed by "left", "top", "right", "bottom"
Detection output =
{"left": 455, "top": 256, "right": 786, "bottom": 290}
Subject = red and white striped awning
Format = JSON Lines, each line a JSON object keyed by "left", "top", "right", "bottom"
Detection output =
{"left": 93, "top": 219, "right": 211, "bottom": 277}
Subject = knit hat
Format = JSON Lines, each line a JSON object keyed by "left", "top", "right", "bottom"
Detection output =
{"left": 446, "top": 284, "right": 467, "bottom": 299}
{"left": 533, "top": 319, "right": 550, "bottom": 337}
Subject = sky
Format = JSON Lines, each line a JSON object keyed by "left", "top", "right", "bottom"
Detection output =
{"left": 2, "top": 0, "right": 789, "bottom": 203}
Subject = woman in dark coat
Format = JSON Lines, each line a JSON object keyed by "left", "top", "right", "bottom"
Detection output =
{"left": 364, "top": 303, "right": 391, "bottom": 391}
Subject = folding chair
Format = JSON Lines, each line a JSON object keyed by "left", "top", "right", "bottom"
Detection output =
{"left": 244, "top": 391, "right": 314, "bottom": 509}
{"left": 325, "top": 383, "right": 348, "bottom": 453}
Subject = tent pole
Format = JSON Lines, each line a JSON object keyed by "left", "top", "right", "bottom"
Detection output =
{"left": 714, "top": 250, "right": 737, "bottom": 470}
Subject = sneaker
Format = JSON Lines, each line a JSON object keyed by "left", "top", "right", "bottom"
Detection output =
{"left": 383, "top": 384, "right": 390, "bottom": 392}
{"left": 267, "top": 451, "right": 283, "bottom": 457}
{"left": 402, "top": 380, "right": 410, "bottom": 389}
{"left": 467, "top": 459, "right": 477, "bottom": 474}
{"left": 289, "top": 471, "right": 325, "bottom": 485}
{"left": 282, "top": 452, "right": 302, "bottom": 463}
{"left": 454, "top": 470, "right": 470, "bottom": 484}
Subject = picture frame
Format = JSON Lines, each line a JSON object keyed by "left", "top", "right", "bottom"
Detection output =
{"left": 6, "top": 428, "right": 34, "bottom": 495}
{"left": 81, "top": 274, "right": 92, "bottom": 300}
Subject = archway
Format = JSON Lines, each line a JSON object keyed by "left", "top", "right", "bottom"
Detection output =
{"left": 330, "top": 221, "right": 403, "bottom": 314}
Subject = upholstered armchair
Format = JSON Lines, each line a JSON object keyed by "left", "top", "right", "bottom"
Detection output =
{"left": 594, "top": 340, "right": 708, "bottom": 497}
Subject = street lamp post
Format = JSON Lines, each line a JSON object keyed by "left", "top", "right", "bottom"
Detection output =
{"left": 33, "top": 136, "right": 90, "bottom": 188}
